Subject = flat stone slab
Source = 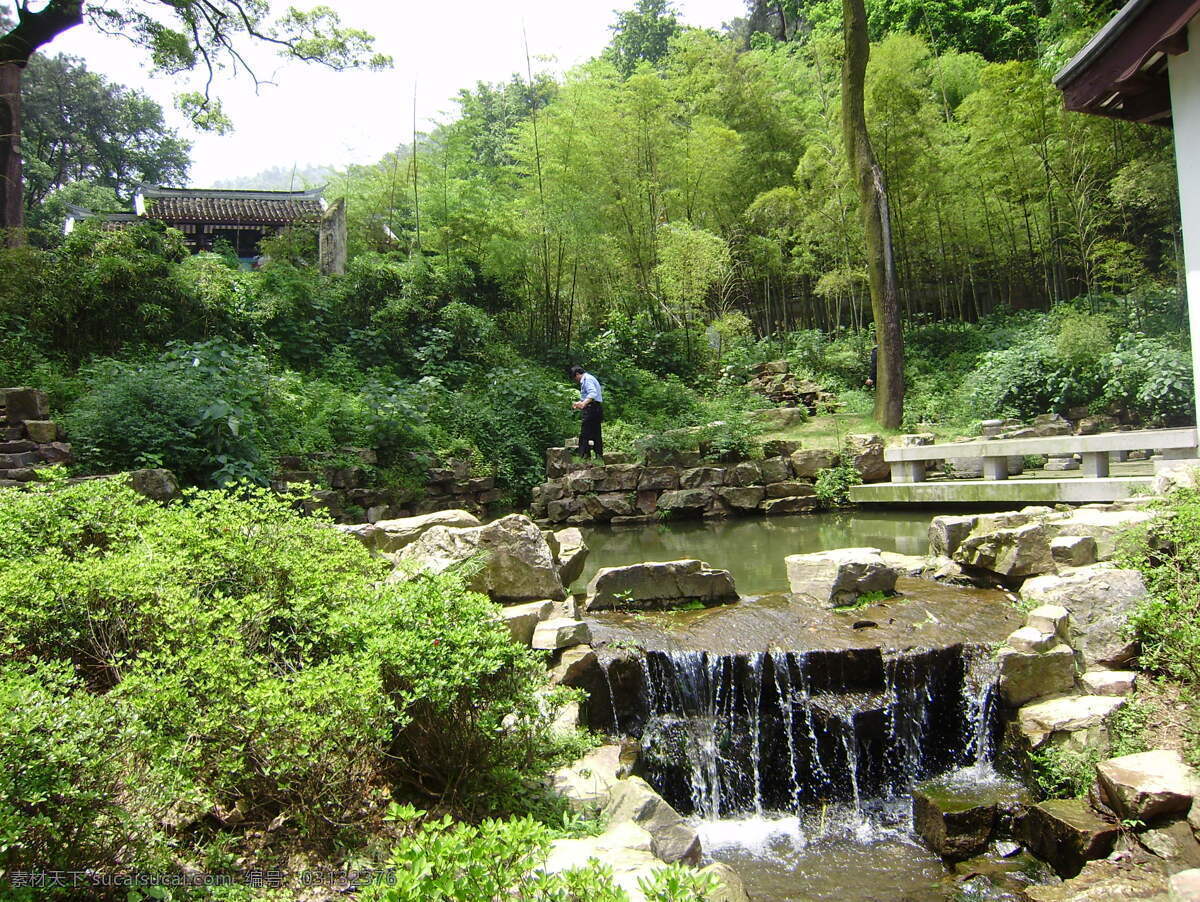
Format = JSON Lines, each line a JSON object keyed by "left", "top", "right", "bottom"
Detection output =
{"left": 1096, "top": 750, "right": 1199, "bottom": 822}
{"left": 532, "top": 618, "right": 592, "bottom": 650}
{"left": 785, "top": 547, "right": 898, "bottom": 607}
{"left": 851, "top": 477, "right": 1156, "bottom": 505}
{"left": 1017, "top": 695, "right": 1125, "bottom": 748}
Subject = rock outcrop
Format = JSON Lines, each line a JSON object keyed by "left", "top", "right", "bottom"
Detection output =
{"left": 395, "top": 513, "right": 566, "bottom": 601}
{"left": 785, "top": 547, "right": 898, "bottom": 607}
{"left": 1020, "top": 565, "right": 1145, "bottom": 670}
{"left": 585, "top": 560, "right": 738, "bottom": 612}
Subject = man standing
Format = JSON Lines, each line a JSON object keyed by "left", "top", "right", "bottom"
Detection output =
{"left": 570, "top": 365, "right": 603, "bottom": 460}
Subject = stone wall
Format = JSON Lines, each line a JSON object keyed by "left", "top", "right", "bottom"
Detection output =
{"left": 0, "top": 387, "right": 73, "bottom": 486}
{"left": 277, "top": 453, "right": 504, "bottom": 523}
{"left": 531, "top": 441, "right": 848, "bottom": 525}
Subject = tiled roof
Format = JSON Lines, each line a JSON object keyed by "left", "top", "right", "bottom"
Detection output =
{"left": 138, "top": 186, "right": 324, "bottom": 225}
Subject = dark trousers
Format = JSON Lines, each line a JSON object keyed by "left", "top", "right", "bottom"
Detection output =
{"left": 579, "top": 402, "right": 603, "bottom": 459}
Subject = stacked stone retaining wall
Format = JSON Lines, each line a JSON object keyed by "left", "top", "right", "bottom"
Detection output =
{"left": 0, "top": 387, "right": 73, "bottom": 486}
{"left": 531, "top": 441, "right": 847, "bottom": 525}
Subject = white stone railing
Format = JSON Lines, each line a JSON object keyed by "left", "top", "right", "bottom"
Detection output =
{"left": 884, "top": 427, "right": 1199, "bottom": 483}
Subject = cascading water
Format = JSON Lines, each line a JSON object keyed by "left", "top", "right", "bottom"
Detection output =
{"left": 606, "top": 643, "right": 998, "bottom": 820}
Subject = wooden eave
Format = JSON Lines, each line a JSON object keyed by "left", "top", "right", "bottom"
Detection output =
{"left": 1054, "top": 0, "right": 1200, "bottom": 125}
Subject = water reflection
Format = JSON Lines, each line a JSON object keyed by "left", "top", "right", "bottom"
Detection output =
{"left": 576, "top": 510, "right": 948, "bottom": 596}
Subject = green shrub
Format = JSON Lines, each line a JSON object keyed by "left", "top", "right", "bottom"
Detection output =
{"left": 1030, "top": 743, "right": 1100, "bottom": 799}
{"left": 1101, "top": 334, "right": 1195, "bottom": 425}
{"left": 362, "top": 804, "right": 718, "bottom": 902}
{"left": 814, "top": 462, "right": 862, "bottom": 509}
{"left": 1120, "top": 487, "right": 1200, "bottom": 686}
{"left": 0, "top": 480, "right": 574, "bottom": 878}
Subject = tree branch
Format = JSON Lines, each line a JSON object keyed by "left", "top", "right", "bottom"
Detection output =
{"left": 0, "top": 0, "right": 83, "bottom": 66}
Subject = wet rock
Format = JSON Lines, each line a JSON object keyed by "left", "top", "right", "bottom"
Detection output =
{"left": 758, "top": 456, "right": 792, "bottom": 484}
{"left": 373, "top": 509, "right": 481, "bottom": 553}
{"left": 929, "top": 515, "right": 979, "bottom": 558}
{"left": 789, "top": 448, "right": 839, "bottom": 479}
{"left": 1095, "top": 750, "right": 1199, "bottom": 823}
{"left": 1026, "top": 857, "right": 1169, "bottom": 900}
{"left": 499, "top": 599, "right": 553, "bottom": 646}
{"left": 1081, "top": 671, "right": 1138, "bottom": 696}
{"left": 846, "top": 433, "right": 888, "bottom": 482}
{"left": 396, "top": 513, "right": 566, "bottom": 601}
{"left": 585, "top": 560, "right": 738, "bottom": 612}
{"left": 532, "top": 618, "right": 592, "bottom": 650}
{"left": 1016, "top": 695, "right": 1126, "bottom": 749}
{"left": 761, "top": 495, "right": 819, "bottom": 514}
{"left": 785, "top": 547, "right": 898, "bottom": 606}
{"left": 696, "top": 862, "right": 750, "bottom": 902}
{"left": 996, "top": 644, "right": 1076, "bottom": 707}
{"left": 1051, "top": 535, "right": 1098, "bottom": 568}
{"left": 127, "top": 468, "right": 182, "bottom": 503}
{"left": 656, "top": 488, "right": 713, "bottom": 514}
{"left": 602, "top": 776, "right": 702, "bottom": 865}
{"left": 912, "top": 779, "right": 1001, "bottom": 861}
{"left": 1020, "top": 566, "right": 1145, "bottom": 669}
{"left": 554, "top": 527, "right": 590, "bottom": 587}
{"left": 1021, "top": 799, "right": 1119, "bottom": 878}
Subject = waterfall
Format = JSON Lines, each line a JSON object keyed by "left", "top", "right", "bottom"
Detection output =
{"left": 602, "top": 644, "right": 999, "bottom": 819}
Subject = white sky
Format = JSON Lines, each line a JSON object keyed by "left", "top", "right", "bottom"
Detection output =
{"left": 50, "top": 0, "right": 746, "bottom": 186}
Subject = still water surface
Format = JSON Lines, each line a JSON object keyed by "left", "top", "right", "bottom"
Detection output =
{"left": 574, "top": 510, "right": 951, "bottom": 596}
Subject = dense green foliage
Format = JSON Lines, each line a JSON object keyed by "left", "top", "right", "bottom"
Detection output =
{"left": 1122, "top": 488, "right": 1200, "bottom": 687}
{"left": 0, "top": 480, "right": 579, "bottom": 889}
{"left": 361, "top": 804, "right": 717, "bottom": 902}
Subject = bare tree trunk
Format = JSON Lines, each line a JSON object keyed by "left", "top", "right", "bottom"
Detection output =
{"left": 841, "top": 0, "right": 903, "bottom": 428}
{"left": 0, "top": 64, "right": 23, "bottom": 244}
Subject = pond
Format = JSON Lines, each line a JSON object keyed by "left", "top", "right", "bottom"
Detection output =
{"left": 573, "top": 509, "right": 952, "bottom": 596}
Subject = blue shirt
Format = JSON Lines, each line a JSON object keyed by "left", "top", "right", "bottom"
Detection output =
{"left": 579, "top": 373, "right": 603, "bottom": 404}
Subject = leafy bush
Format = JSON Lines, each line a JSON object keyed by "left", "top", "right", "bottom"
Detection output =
{"left": 1101, "top": 334, "right": 1195, "bottom": 425}
{"left": 1120, "top": 487, "right": 1200, "bottom": 686}
{"left": 0, "top": 480, "right": 574, "bottom": 879}
{"left": 814, "top": 462, "right": 862, "bottom": 508}
{"left": 1029, "top": 743, "right": 1100, "bottom": 799}
{"left": 362, "top": 804, "right": 719, "bottom": 902}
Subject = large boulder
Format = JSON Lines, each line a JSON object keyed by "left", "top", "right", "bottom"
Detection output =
{"left": 790, "top": 448, "right": 839, "bottom": 480}
{"left": 996, "top": 644, "right": 1076, "bottom": 708}
{"left": 1020, "top": 566, "right": 1146, "bottom": 669}
{"left": 723, "top": 460, "right": 762, "bottom": 487}
{"left": 1025, "top": 858, "right": 1169, "bottom": 901}
{"left": 845, "top": 433, "right": 888, "bottom": 483}
{"left": 1016, "top": 695, "right": 1126, "bottom": 750}
{"left": 929, "top": 515, "right": 978, "bottom": 558}
{"left": 127, "top": 468, "right": 182, "bottom": 503}
{"left": 656, "top": 488, "right": 713, "bottom": 514}
{"left": 758, "top": 456, "right": 792, "bottom": 484}
{"left": 543, "top": 823, "right": 663, "bottom": 899}
{"left": 696, "top": 863, "right": 750, "bottom": 902}
{"left": 602, "top": 776, "right": 702, "bottom": 865}
{"left": 1095, "top": 750, "right": 1199, "bottom": 823}
{"left": 1021, "top": 799, "right": 1119, "bottom": 879}
{"left": 532, "top": 618, "right": 592, "bottom": 650}
{"left": 548, "top": 744, "right": 630, "bottom": 811}
{"left": 498, "top": 599, "right": 553, "bottom": 646}
{"left": 955, "top": 521, "right": 1057, "bottom": 579}
{"left": 716, "top": 486, "right": 766, "bottom": 511}
{"left": 553, "top": 527, "right": 590, "bottom": 588}
{"left": 396, "top": 513, "right": 566, "bottom": 601}
{"left": 371, "top": 509, "right": 481, "bottom": 553}
{"left": 785, "top": 547, "right": 897, "bottom": 607}
{"left": 586, "top": 560, "right": 738, "bottom": 612}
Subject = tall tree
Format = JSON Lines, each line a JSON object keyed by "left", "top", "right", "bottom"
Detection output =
{"left": 842, "top": 0, "right": 903, "bottom": 426}
{"left": 605, "top": 0, "right": 681, "bottom": 77}
{"left": 0, "top": 1, "right": 389, "bottom": 241}
{"left": 22, "top": 53, "right": 191, "bottom": 211}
